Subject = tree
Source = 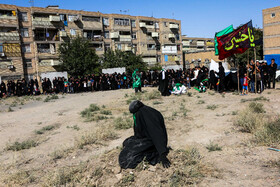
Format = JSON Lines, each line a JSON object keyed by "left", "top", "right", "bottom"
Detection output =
{"left": 58, "top": 36, "right": 100, "bottom": 76}
{"left": 227, "top": 27, "right": 263, "bottom": 67}
{"left": 101, "top": 49, "right": 147, "bottom": 73}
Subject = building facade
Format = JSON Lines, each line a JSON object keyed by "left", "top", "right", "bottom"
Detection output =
{"left": 182, "top": 36, "right": 217, "bottom": 68}
{"left": 263, "top": 6, "right": 280, "bottom": 64}
{"left": 0, "top": 4, "right": 182, "bottom": 81}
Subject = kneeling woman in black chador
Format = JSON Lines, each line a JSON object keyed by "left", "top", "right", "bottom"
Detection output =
{"left": 119, "top": 100, "right": 171, "bottom": 169}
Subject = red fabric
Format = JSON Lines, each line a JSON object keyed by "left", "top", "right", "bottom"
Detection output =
{"left": 217, "top": 36, "right": 248, "bottom": 60}
{"left": 243, "top": 77, "right": 248, "bottom": 86}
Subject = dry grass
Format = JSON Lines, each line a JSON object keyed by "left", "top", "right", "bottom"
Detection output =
{"left": 114, "top": 116, "right": 133, "bottom": 130}
{"left": 75, "top": 126, "right": 118, "bottom": 149}
{"left": 44, "top": 95, "right": 59, "bottom": 102}
{"left": 5, "top": 139, "right": 39, "bottom": 151}
{"left": 35, "top": 125, "right": 56, "bottom": 135}
{"left": 206, "top": 142, "right": 222, "bottom": 152}
{"left": 126, "top": 90, "right": 161, "bottom": 104}
{"left": 80, "top": 104, "right": 110, "bottom": 122}
{"left": 206, "top": 104, "right": 218, "bottom": 110}
{"left": 3, "top": 170, "right": 36, "bottom": 186}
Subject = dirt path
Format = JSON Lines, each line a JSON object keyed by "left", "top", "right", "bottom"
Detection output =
{"left": 0, "top": 87, "right": 279, "bottom": 186}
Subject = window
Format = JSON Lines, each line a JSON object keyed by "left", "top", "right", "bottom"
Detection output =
{"left": 114, "top": 18, "right": 130, "bottom": 26}
{"left": 22, "top": 44, "right": 31, "bottom": 53}
{"left": 103, "top": 18, "right": 109, "bottom": 26}
{"left": 132, "top": 44, "right": 137, "bottom": 53}
{"left": 105, "top": 44, "right": 110, "bottom": 51}
{"left": 82, "top": 16, "right": 100, "bottom": 22}
{"left": 271, "top": 13, "right": 276, "bottom": 18}
{"left": 164, "top": 22, "right": 167, "bottom": 27}
{"left": 131, "top": 20, "right": 136, "bottom": 28}
{"left": 132, "top": 32, "right": 137, "bottom": 39}
{"left": 156, "top": 44, "right": 161, "bottom": 51}
{"left": 117, "top": 44, "right": 122, "bottom": 50}
{"left": 60, "top": 14, "right": 65, "bottom": 21}
{"left": 68, "top": 15, "right": 78, "bottom": 22}
{"left": 104, "top": 31, "right": 109, "bottom": 39}
{"left": 176, "top": 34, "right": 180, "bottom": 40}
{"left": 70, "top": 29, "right": 76, "bottom": 36}
{"left": 177, "top": 45, "right": 181, "bottom": 51}
{"left": 21, "top": 28, "right": 29, "bottom": 37}
{"left": 155, "top": 22, "right": 159, "bottom": 29}
{"left": 19, "top": 12, "right": 28, "bottom": 21}
{"left": 147, "top": 44, "right": 156, "bottom": 50}
{"left": 24, "top": 59, "right": 32, "bottom": 68}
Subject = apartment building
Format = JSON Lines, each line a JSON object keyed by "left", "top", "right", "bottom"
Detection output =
{"left": 182, "top": 36, "right": 218, "bottom": 68}
{"left": 263, "top": 6, "right": 280, "bottom": 64}
{"left": 0, "top": 4, "right": 182, "bottom": 81}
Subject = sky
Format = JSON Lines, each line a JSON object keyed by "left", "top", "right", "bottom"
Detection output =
{"left": 2, "top": 0, "right": 279, "bottom": 38}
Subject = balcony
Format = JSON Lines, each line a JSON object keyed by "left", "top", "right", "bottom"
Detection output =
{"left": 0, "top": 32, "right": 20, "bottom": 41}
{"left": 175, "top": 56, "right": 179, "bottom": 61}
{"left": 124, "top": 46, "right": 132, "bottom": 51}
{"left": 0, "top": 15, "right": 18, "bottom": 26}
{"left": 139, "top": 22, "right": 146, "bottom": 28}
{"left": 170, "top": 23, "right": 179, "bottom": 29}
{"left": 119, "top": 35, "right": 131, "bottom": 42}
{"left": 182, "top": 41, "right": 190, "bottom": 46}
{"left": 168, "top": 33, "right": 175, "bottom": 39}
{"left": 152, "top": 32, "right": 159, "bottom": 38}
{"left": 83, "top": 21, "right": 102, "bottom": 30}
{"left": 110, "top": 32, "right": 119, "bottom": 39}
{"left": 60, "top": 31, "right": 67, "bottom": 37}
{"left": 32, "top": 17, "right": 52, "bottom": 27}
{"left": 49, "top": 15, "right": 61, "bottom": 22}
{"left": 51, "top": 59, "right": 62, "bottom": 66}
{"left": 39, "top": 59, "right": 61, "bottom": 66}
{"left": 206, "top": 41, "right": 214, "bottom": 47}
{"left": 143, "top": 57, "right": 157, "bottom": 64}
{"left": 197, "top": 41, "right": 205, "bottom": 46}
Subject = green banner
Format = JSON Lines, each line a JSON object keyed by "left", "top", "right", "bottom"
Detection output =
{"left": 215, "top": 25, "right": 234, "bottom": 55}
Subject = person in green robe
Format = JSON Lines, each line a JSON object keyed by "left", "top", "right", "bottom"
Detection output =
{"left": 132, "top": 69, "right": 142, "bottom": 93}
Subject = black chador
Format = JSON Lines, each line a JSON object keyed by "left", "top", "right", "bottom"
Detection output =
{"left": 158, "top": 69, "right": 169, "bottom": 96}
{"left": 119, "top": 100, "right": 171, "bottom": 169}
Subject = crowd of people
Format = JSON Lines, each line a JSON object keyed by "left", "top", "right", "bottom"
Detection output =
{"left": 0, "top": 59, "right": 278, "bottom": 98}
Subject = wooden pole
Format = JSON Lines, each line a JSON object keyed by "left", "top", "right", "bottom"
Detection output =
{"left": 254, "top": 47, "right": 257, "bottom": 94}
{"left": 237, "top": 59, "right": 240, "bottom": 93}
{"left": 247, "top": 50, "right": 249, "bottom": 76}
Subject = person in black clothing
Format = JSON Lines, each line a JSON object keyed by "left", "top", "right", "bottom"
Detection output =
{"left": 158, "top": 69, "right": 170, "bottom": 96}
{"left": 216, "top": 62, "right": 225, "bottom": 93}
{"left": 268, "top": 59, "right": 277, "bottom": 89}
{"left": 0, "top": 81, "right": 6, "bottom": 98}
{"left": 16, "top": 80, "right": 22, "bottom": 96}
{"left": 119, "top": 100, "right": 171, "bottom": 169}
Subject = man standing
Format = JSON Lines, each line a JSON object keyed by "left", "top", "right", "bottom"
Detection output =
{"left": 158, "top": 69, "right": 170, "bottom": 96}
{"left": 216, "top": 62, "right": 225, "bottom": 93}
{"left": 268, "top": 59, "right": 277, "bottom": 89}
{"left": 132, "top": 69, "right": 142, "bottom": 93}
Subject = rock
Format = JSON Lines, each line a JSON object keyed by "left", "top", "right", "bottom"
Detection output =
{"left": 116, "top": 173, "right": 122, "bottom": 181}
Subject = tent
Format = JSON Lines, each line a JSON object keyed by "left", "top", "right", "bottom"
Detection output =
{"left": 209, "top": 59, "right": 231, "bottom": 77}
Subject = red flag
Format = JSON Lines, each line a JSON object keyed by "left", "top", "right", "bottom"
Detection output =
{"left": 217, "top": 21, "right": 255, "bottom": 60}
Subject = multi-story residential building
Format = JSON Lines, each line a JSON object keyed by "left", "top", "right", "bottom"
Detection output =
{"left": 0, "top": 4, "right": 182, "bottom": 82}
{"left": 182, "top": 36, "right": 218, "bottom": 68}
{"left": 263, "top": 6, "right": 280, "bottom": 64}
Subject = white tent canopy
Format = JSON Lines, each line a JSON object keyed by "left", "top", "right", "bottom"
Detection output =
{"left": 209, "top": 59, "right": 231, "bottom": 77}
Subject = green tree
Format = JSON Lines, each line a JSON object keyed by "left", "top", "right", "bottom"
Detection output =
{"left": 227, "top": 27, "right": 263, "bottom": 67}
{"left": 58, "top": 36, "right": 100, "bottom": 76}
{"left": 101, "top": 49, "right": 147, "bottom": 73}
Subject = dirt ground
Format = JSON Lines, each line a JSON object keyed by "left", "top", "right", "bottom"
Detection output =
{"left": 0, "top": 85, "right": 279, "bottom": 186}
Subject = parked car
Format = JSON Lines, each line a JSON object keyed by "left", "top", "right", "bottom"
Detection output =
{"left": 276, "top": 66, "right": 280, "bottom": 81}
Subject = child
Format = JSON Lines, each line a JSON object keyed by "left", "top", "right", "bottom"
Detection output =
{"left": 242, "top": 73, "right": 250, "bottom": 95}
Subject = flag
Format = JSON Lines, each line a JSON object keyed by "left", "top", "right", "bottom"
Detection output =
{"left": 217, "top": 20, "right": 255, "bottom": 60}
{"left": 215, "top": 25, "right": 234, "bottom": 55}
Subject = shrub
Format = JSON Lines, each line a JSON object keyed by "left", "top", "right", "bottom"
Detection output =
{"left": 6, "top": 139, "right": 38, "bottom": 151}
{"left": 206, "top": 142, "right": 222, "bottom": 152}
{"left": 35, "top": 125, "right": 56, "bottom": 135}
{"left": 114, "top": 116, "right": 133, "bottom": 130}
{"left": 100, "top": 110, "right": 112, "bottom": 115}
{"left": 197, "top": 100, "right": 205, "bottom": 104}
{"left": 248, "top": 102, "right": 265, "bottom": 113}
{"left": 206, "top": 104, "right": 218, "bottom": 110}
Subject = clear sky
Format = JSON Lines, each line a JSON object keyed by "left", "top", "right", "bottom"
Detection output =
{"left": 2, "top": 0, "right": 279, "bottom": 38}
